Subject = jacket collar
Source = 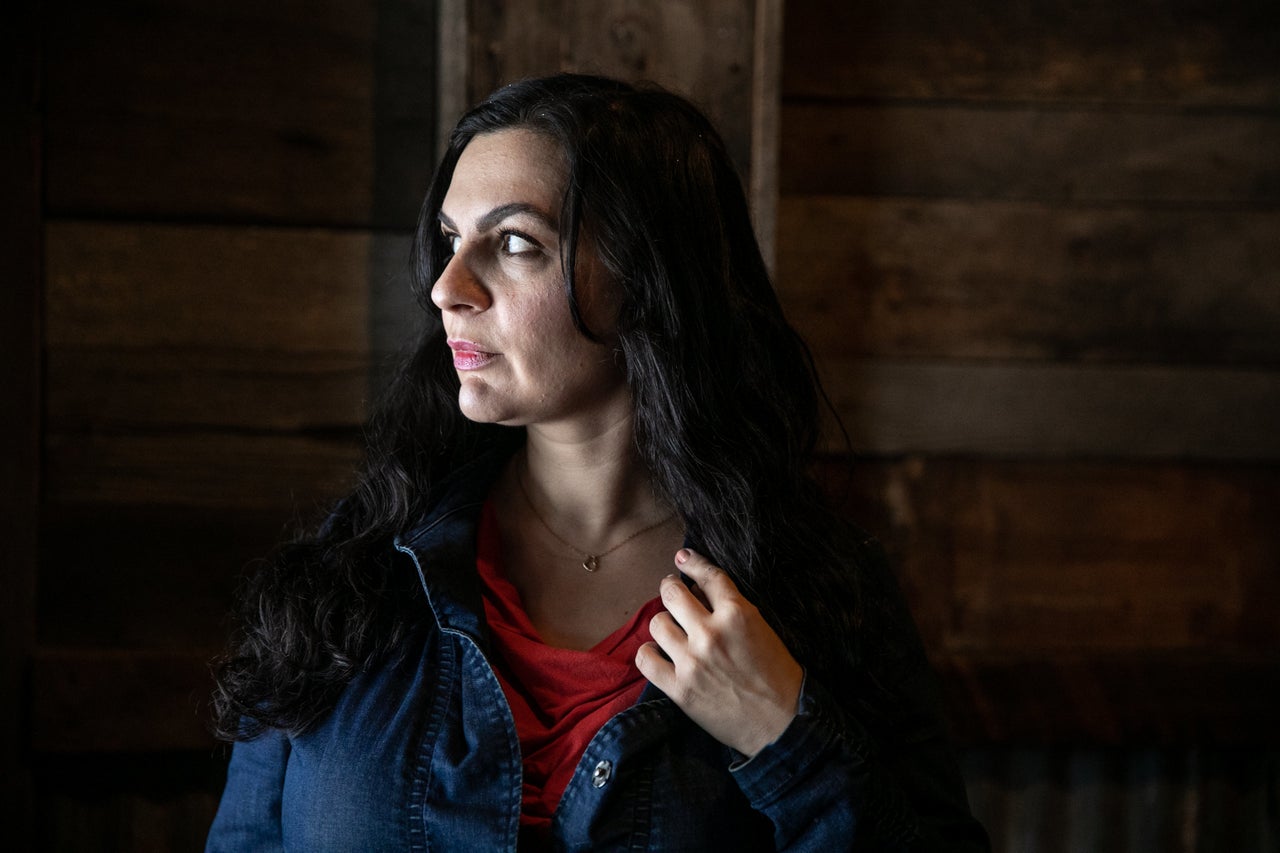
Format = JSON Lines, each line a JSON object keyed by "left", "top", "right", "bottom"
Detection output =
{"left": 393, "top": 445, "right": 514, "bottom": 642}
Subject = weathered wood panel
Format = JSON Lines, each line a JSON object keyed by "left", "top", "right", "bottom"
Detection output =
{"left": 45, "top": 222, "right": 417, "bottom": 352}
{"left": 45, "top": 223, "right": 422, "bottom": 431}
{"left": 749, "top": 0, "right": 784, "bottom": 269}
{"left": 816, "top": 359, "right": 1280, "bottom": 459}
{"left": 940, "top": 655, "right": 1280, "bottom": 745}
{"left": 463, "top": 0, "right": 781, "bottom": 254}
{"left": 44, "top": 432, "right": 362, "bottom": 510}
{"left": 824, "top": 457, "right": 1280, "bottom": 655}
{"left": 38, "top": 506, "right": 289, "bottom": 649}
{"left": 781, "top": 103, "right": 1280, "bottom": 203}
{"left": 31, "top": 650, "right": 217, "bottom": 753}
{"left": 2, "top": 1, "right": 41, "bottom": 847}
{"left": 44, "top": 0, "right": 436, "bottom": 227}
{"left": 47, "top": 348, "right": 371, "bottom": 433}
{"left": 777, "top": 197, "right": 1280, "bottom": 365}
{"left": 468, "top": 0, "right": 759, "bottom": 173}
{"left": 783, "top": 0, "right": 1280, "bottom": 106}
{"left": 35, "top": 753, "right": 224, "bottom": 853}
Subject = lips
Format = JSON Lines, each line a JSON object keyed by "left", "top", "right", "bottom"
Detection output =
{"left": 447, "top": 338, "right": 499, "bottom": 371}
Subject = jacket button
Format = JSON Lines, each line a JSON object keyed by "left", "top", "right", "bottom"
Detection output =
{"left": 591, "top": 760, "right": 613, "bottom": 788}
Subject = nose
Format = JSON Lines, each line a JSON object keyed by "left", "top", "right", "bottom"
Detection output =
{"left": 430, "top": 247, "right": 492, "bottom": 313}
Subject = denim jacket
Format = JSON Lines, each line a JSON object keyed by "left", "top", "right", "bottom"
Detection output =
{"left": 206, "top": 453, "right": 988, "bottom": 852}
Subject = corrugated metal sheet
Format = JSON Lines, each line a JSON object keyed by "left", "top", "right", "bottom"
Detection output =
{"left": 961, "top": 747, "right": 1279, "bottom": 852}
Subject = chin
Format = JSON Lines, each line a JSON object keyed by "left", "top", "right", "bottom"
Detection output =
{"left": 457, "top": 384, "right": 518, "bottom": 426}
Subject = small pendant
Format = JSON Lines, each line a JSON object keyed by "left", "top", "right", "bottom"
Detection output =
{"left": 583, "top": 555, "right": 600, "bottom": 573}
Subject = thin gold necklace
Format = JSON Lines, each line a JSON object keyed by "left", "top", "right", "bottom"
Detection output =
{"left": 515, "top": 464, "right": 676, "bottom": 573}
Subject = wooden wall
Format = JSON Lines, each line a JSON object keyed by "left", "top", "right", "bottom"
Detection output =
{"left": 3, "top": 0, "right": 42, "bottom": 845}
{"left": 780, "top": 0, "right": 1280, "bottom": 847}
{"left": 9, "top": 0, "right": 1279, "bottom": 850}
{"left": 25, "top": 1, "right": 436, "bottom": 849}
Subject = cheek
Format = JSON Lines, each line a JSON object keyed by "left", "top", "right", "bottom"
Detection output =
{"left": 503, "top": 294, "right": 579, "bottom": 374}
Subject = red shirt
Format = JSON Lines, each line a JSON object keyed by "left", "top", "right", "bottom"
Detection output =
{"left": 475, "top": 501, "right": 663, "bottom": 848}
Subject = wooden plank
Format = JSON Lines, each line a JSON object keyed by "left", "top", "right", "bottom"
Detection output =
{"left": 465, "top": 0, "right": 774, "bottom": 231}
{"left": 44, "top": 0, "right": 436, "bottom": 227}
{"left": 47, "top": 347, "right": 370, "bottom": 432}
{"left": 563, "top": 0, "right": 760, "bottom": 189}
{"left": 777, "top": 197, "right": 1280, "bottom": 365}
{"left": 938, "top": 654, "right": 1280, "bottom": 745}
{"left": 45, "top": 222, "right": 417, "bottom": 352}
{"left": 750, "top": 0, "right": 784, "bottom": 271}
{"left": 437, "top": 0, "right": 469, "bottom": 156}
{"left": 781, "top": 103, "right": 1280, "bottom": 204}
{"left": 44, "top": 432, "right": 362, "bottom": 510}
{"left": 1, "top": 0, "right": 40, "bottom": 844}
{"left": 370, "top": 0, "right": 441, "bottom": 226}
{"left": 816, "top": 359, "right": 1280, "bottom": 459}
{"left": 783, "top": 0, "right": 1280, "bottom": 106}
{"left": 30, "top": 650, "right": 216, "bottom": 753}
{"left": 35, "top": 754, "right": 223, "bottom": 853}
{"left": 821, "top": 458, "right": 1280, "bottom": 656}
{"left": 466, "top": 0, "right": 561, "bottom": 106}
{"left": 45, "top": 223, "right": 423, "bottom": 431}
{"left": 38, "top": 506, "right": 290, "bottom": 649}
{"left": 928, "top": 460, "right": 1280, "bottom": 653}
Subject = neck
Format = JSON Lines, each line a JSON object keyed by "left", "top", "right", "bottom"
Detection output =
{"left": 518, "top": 415, "right": 669, "bottom": 547}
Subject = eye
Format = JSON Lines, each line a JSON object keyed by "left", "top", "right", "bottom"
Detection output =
{"left": 501, "top": 232, "right": 539, "bottom": 256}
{"left": 442, "top": 233, "right": 462, "bottom": 256}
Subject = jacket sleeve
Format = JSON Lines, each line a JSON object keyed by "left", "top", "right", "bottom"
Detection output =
{"left": 730, "top": 671, "right": 990, "bottom": 852}
{"left": 729, "top": 527, "right": 991, "bottom": 852}
{"left": 205, "top": 728, "right": 291, "bottom": 853}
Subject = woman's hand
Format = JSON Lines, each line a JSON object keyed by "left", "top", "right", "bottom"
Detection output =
{"left": 635, "top": 548, "right": 804, "bottom": 757}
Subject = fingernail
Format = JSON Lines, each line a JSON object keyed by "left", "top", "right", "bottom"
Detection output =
{"left": 675, "top": 549, "right": 690, "bottom": 565}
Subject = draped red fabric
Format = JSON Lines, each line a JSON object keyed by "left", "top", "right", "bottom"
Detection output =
{"left": 475, "top": 501, "right": 662, "bottom": 848}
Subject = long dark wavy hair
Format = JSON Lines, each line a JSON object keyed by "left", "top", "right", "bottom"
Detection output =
{"left": 211, "top": 73, "right": 911, "bottom": 742}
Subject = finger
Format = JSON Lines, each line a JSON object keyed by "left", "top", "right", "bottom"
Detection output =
{"left": 647, "top": 610, "right": 688, "bottom": 657}
{"left": 686, "top": 576, "right": 711, "bottom": 610}
{"left": 658, "top": 571, "right": 710, "bottom": 630}
{"left": 674, "top": 548, "right": 739, "bottom": 606}
{"left": 634, "top": 641, "right": 675, "bottom": 686}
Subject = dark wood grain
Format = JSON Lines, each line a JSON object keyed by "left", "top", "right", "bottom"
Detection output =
{"left": 939, "top": 654, "right": 1280, "bottom": 746}
{"left": 783, "top": 0, "right": 1280, "bottom": 105}
{"left": 35, "top": 753, "right": 224, "bottom": 853}
{"left": 781, "top": 103, "right": 1280, "bottom": 203}
{"left": 467, "top": 0, "right": 764, "bottom": 192}
{"left": 777, "top": 196, "right": 1280, "bottom": 365}
{"left": 30, "top": 650, "right": 217, "bottom": 753}
{"left": 44, "top": 0, "right": 436, "bottom": 227}
{"left": 45, "top": 223, "right": 418, "bottom": 353}
{"left": 2, "top": 1, "right": 41, "bottom": 846}
{"left": 45, "top": 223, "right": 423, "bottom": 433}
{"left": 820, "top": 457, "right": 1280, "bottom": 657}
{"left": 814, "top": 359, "right": 1280, "bottom": 459}
{"left": 38, "top": 506, "right": 292, "bottom": 649}
{"left": 44, "top": 431, "right": 363, "bottom": 510}
{"left": 47, "top": 347, "right": 372, "bottom": 432}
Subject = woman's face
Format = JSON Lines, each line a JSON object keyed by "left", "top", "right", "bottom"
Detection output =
{"left": 431, "top": 128, "right": 627, "bottom": 434}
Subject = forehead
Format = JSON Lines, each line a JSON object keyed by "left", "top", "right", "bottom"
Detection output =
{"left": 443, "top": 128, "right": 568, "bottom": 219}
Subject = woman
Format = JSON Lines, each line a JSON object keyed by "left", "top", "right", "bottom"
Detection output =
{"left": 207, "top": 74, "right": 989, "bottom": 851}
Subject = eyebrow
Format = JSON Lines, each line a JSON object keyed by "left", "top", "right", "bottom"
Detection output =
{"left": 437, "top": 202, "right": 559, "bottom": 235}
